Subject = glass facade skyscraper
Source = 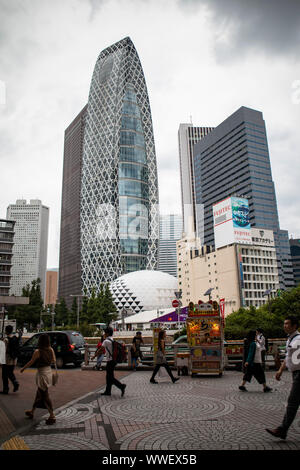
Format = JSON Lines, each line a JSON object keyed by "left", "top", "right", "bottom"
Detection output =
{"left": 158, "top": 214, "right": 183, "bottom": 277}
{"left": 193, "top": 106, "right": 294, "bottom": 290}
{"left": 80, "top": 37, "right": 159, "bottom": 295}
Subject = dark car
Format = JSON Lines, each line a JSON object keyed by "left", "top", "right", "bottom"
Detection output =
{"left": 18, "top": 330, "right": 86, "bottom": 368}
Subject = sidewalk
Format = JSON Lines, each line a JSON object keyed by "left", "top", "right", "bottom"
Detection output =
{"left": 1, "top": 369, "right": 300, "bottom": 450}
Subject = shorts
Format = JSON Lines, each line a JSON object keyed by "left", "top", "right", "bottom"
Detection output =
{"left": 243, "top": 363, "right": 266, "bottom": 384}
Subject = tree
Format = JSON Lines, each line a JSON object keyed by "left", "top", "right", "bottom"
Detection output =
{"left": 54, "top": 298, "right": 69, "bottom": 327}
{"left": 8, "top": 278, "right": 44, "bottom": 329}
{"left": 224, "top": 286, "right": 300, "bottom": 340}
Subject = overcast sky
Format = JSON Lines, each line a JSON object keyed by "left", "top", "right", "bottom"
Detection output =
{"left": 0, "top": 0, "right": 299, "bottom": 269}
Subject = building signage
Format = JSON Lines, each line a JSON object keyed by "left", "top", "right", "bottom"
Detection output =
{"left": 213, "top": 197, "right": 252, "bottom": 249}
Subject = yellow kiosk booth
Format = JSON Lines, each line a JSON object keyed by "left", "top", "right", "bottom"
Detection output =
{"left": 186, "top": 300, "right": 224, "bottom": 377}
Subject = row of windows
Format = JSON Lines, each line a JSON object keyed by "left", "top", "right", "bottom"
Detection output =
{"left": 120, "top": 239, "right": 148, "bottom": 255}
{"left": 119, "top": 197, "right": 149, "bottom": 216}
{"left": 121, "top": 116, "right": 143, "bottom": 133}
{"left": 119, "top": 163, "right": 148, "bottom": 182}
{"left": 119, "top": 180, "right": 149, "bottom": 199}
{"left": 120, "top": 131, "right": 145, "bottom": 147}
{"left": 119, "top": 145, "right": 147, "bottom": 164}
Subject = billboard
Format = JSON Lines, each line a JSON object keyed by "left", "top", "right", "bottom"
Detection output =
{"left": 213, "top": 197, "right": 251, "bottom": 249}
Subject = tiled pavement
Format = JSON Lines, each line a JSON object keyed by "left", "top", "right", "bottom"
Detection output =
{"left": 1, "top": 370, "right": 300, "bottom": 451}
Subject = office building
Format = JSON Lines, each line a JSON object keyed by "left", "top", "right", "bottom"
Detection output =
{"left": 177, "top": 228, "right": 279, "bottom": 314}
{"left": 58, "top": 105, "right": 87, "bottom": 307}
{"left": 45, "top": 269, "right": 58, "bottom": 306}
{"left": 193, "top": 106, "right": 294, "bottom": 290}
{"left": 80, "top": 37, "right": 159, "bottom": 296}
{"left": 0, "top": 219, "right": 15, "bottom": 296}
{"left": 289, "top": 238, "right": 300, "bottom": 286}
{"left": 158, "top": 214, "right": 183, "bottom": 277}
{"left": 58, "top": 37, "right": 159, "bottom": 303}
{"left": 178, "top": 124, "right": 213, "bottom": 235}
{"left": 7, "top": 200, "right": 49, "bottom": 300}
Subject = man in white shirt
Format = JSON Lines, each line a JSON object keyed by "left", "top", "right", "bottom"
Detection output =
{"left": 101, "top": 326, "right": 126, "bottom": 397}
{"left": 266, "top": 316, "right": 300, "bottom": 439}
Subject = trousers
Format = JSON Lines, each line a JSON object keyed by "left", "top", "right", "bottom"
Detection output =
{"left": 105, "top": 360, "right": 123, "bottom": 393}
{"left": 2, "top": 364, "right": 18, "bottom": 392}
{"left": 151, "top": 362, "right": 175, "bottom": 381}
{"left": 281, "top": 370, "right": 300, "bottom": 432}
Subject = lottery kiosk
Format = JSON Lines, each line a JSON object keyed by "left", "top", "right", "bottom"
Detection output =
{"left": 186, "top": 300, "right": 224, "bottom": 377}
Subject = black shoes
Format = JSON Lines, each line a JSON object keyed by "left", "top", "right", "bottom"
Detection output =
{"left": 172, "top": 377, "right": 180, "bottom": 383}
{"left": 150, "top": 379, "right": 158, "bottom": 384}
{"left": 264, "top": 386, "right": 272, "bottom": 393}
{"left": 0, "top": 390, "right": 9, "bottom": 395}
{"left": 121, "top": 384, "right": 126, "bottom": 397}
{"left": 239, "top": 385, "right": 247, "bottom": 391}
{"left": 13, "top": 383, "right": 19, "bottom": 392}
{"left": 265, "top": 428, "right": 287, "bottom": 440}
{"left": 101, "top": 392, "right": 111, "bottom": 396}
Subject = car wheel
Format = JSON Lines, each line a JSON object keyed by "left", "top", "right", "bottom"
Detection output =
{"left": 56, "top": 357, "right": 64, "bottom": 369}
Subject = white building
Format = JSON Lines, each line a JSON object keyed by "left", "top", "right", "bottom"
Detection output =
{"left": 178, "top": 124, "right": 213, "bottom": 236}
{"left": 158, "top": 214, "right": 183, "bottom": 277}
{"left": 7, "top": 199, "right": 49, "bottom": 300}
{"left": 110, "top": 270, "right": 178, "bottom": 314}
{"left": 177, "top": 228, "right": 280, "bottom": 314}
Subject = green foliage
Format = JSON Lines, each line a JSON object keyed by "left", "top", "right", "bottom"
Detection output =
{"left": 54, "top": 298, "right": 69, "bottom": 326}
{"left": 224, "top": 285, "right": 300, "bottom": 340}
{"left": 8, "top": 278, "right": 44, "bottom": 329}
{"left": 173, "top": 326, "right": 187, "bottom": 341}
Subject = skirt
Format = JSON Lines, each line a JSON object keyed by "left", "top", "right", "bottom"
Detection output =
{"left": 35, "top": 366, "right": 52, "bottom": 392}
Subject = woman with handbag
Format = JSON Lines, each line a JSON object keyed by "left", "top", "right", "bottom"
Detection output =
{"left": 150, "top": 330, "right": 179, "bottom": 384}
{"left": 20, "top": 333, "right": 57, "bottom": 425}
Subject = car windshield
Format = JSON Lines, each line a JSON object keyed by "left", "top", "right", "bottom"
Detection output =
{"left": 70, "top": 332, "right": 85, "bottom": 346}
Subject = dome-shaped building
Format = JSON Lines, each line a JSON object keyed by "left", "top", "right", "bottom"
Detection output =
{"left": 110, "top": 270, "right": 178, "bottom": 314}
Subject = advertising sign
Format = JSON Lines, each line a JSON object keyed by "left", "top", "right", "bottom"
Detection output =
{"left": 213, "top": 197, "right": 252, "bottom": 249}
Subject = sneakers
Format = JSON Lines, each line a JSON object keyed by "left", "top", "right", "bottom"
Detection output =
{"left": 265, "top": 428, "right": 287, "bottom": 440}
{"left": 239, "top": 385, "right": 247, "bottom": 391}
{"left": 264, "top": 386, "right": 272, "bottom": 393}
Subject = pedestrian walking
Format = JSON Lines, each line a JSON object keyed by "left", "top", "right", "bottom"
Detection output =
{"left": 150, "top": 330, "right": 179, "bottom": 384}
{"left": 92, "top": 336, "right": 105, "bottom": 370}
{"left": 266, "top": 316, "right": 300, "bottom": 440}
{"left": 131, "top": 331, "right": 144, "bottom": 370}
{"left": 256, "top": 328, "right": 266, "bottom": 370}
{"left": 100, "top": 326, "right": 126, "bottom": 397}
{"left": 239, "top": 330, "right": 272, "bottom": 393}
{"left": 0, "top": 325, "right": 20, "bottom": 394}
{"left": 20, "top": 333, "right": 57, "bottom": 425}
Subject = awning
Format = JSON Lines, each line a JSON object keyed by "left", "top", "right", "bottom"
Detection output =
{"left": 150, "top": 307, "right": 188, "bottom": 323}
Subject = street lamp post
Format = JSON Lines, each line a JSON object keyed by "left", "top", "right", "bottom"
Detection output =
{"left": 174, "top": 290, "right": 182, "bottom": 330}
{"left": 70, "top": 294, "right": 83, "bottom": 329}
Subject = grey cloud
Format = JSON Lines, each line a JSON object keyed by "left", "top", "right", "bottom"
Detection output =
{"left": 178, "top": 0, "right": 300, "bottom": 62}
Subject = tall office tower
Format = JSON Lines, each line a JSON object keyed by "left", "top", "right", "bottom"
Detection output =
{"left": 58, "top": 105, "right": 87, "bottom": 308}
{"left": 0, "top": 219, "right": 15, "bottom": 296}
{"left": 45, "top": 269, "right": 58, "bottom": 306}
{"left": 289, "top": 238, "right": 300, "bottom": 286}
{"left": 79, "top": 37, "right": 159, "bottom": 296}
{"left": 7, "top": 200, "right": 49, "bottom": 300}
{"left": 178, "top": 124, "right": 214, "bottom": 235}
{"left": 193, "top": 106, "right": 294, "bottom": 290}
{"left": 158, "top": 214, "right": 183, "bottom": 277}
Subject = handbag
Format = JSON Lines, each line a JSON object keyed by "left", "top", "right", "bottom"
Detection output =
{"left": 52, "top": 364, "right": 59, "bottom": 386}
{"left": 156, "top": 350, "right": 166, "bottom": 364}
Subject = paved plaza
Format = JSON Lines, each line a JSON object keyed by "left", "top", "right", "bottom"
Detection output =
{"left": 1, "top": 369, "right": 300, "bottom": 451}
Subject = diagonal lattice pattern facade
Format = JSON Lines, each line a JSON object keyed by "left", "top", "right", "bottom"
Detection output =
{"left": 80, "top": 37, "right": 159, "bottom": 295}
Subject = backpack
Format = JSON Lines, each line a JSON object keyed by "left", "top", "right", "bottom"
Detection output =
{"left": 108, "top": 339, "right": 127, "bottom": 364}
{"left": 7, "top": 335, "right": 21, "bottom": 360}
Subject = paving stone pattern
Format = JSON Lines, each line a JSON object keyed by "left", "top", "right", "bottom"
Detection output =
{"left": 6, "top": 371, "right": 300, "bottom": 450}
